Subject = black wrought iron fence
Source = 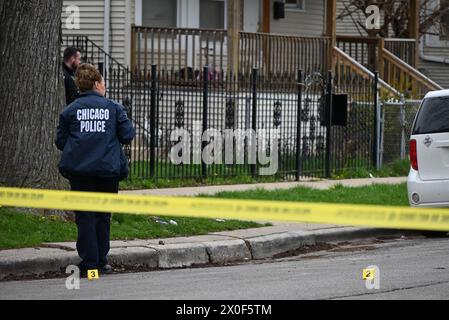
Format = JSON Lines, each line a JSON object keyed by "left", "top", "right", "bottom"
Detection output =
{"left": 127, "top": 65, "right": 378, "bottom": 181}
{"left": 63, "top": 35, "right": 378, "bottom": 182}
{"left": 332, "top": 71, "right": 378, "bottom": 175}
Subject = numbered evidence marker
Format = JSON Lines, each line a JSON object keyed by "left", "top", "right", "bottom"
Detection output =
{"left": 87, "top": 269, "right": 100, "bottom": 281}
{"left": 362, "top": 268, "right": 375, "bottom": 280}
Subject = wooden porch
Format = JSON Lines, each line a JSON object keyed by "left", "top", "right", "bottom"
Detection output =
{"left": 130, "top": 26, "right": 330, "bottom": 79}
{"left": 131, "top": 25, "right": 441, "bottom": 98}
{"left": 336, "top": 36, "right": 443, "bottom": 98}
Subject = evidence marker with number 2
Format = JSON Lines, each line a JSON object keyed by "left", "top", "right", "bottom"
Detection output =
{"left": 362, "top": 268, "right": 375, "bottom": 280}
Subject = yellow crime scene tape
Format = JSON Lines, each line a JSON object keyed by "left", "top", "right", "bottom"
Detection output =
{"left": 1, "top": 187, "right": 449, "bottom": 231}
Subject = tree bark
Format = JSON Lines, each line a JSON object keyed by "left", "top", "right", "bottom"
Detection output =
{"left": 0, "top": 0, "right": 67, "bottom": 189}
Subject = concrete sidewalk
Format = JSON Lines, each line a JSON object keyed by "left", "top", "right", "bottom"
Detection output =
{"left": 0, "top": 177, "right": 409, "bottom": 279}
{"left": 120, "top": 177, "right": 407, "bottom": 197}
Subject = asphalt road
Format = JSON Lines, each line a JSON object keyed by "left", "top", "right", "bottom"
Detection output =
{"left": 1, "top": 236, "right": 449, "bottom": 300}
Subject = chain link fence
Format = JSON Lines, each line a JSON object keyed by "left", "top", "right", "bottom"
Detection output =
{"left": 379, "top": 98, "right": 422, "bottom": 166}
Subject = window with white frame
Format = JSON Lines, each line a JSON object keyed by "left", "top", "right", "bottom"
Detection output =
{"left": 142, "top": 0, "right": 177, "bottom": 28}
{"left": 285, "top": 0, "right": 305, "bottom": 11}
{"left": 200, "top": 0, "right": 225, "bottom": 29}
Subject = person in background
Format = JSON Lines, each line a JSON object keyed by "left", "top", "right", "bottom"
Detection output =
{"left": 55, "top": 63, "right": 135, "bottom": 277}
{"left": 63, "top": 47, "right": 82, "bottom": 105}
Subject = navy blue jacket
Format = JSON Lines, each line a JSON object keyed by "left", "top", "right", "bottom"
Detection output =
{"left": 55, "top": 91, "right": 135, "bottom": 181}
{"left": 63, "top": 63, "right": 79, "bottom": 105}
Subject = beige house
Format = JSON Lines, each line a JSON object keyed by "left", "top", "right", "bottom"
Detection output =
{"left": 336, "top": 0, "right": 449, "bottom": 88}
{"left": 62, "top": 0, "right": 448, "bottom": 94}
{"left": 62, "top": 0, "right": 134, "bottom": 66}
{"left": 62, "top": 0, "right": 329, "bottom": 67}
{"left": 61, "top": 0, "right": 249, "bottom": 67}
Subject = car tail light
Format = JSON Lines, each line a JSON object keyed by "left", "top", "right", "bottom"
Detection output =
{"left": 410, "top": 139, "right": 418, "bottom": 171}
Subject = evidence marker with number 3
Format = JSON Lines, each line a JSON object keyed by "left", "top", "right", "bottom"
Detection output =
{"left": 362, "top": 268, "right": 375, "bottom": 280}
{"left": 88, "top": 269, "right": 99, "bottom": 281}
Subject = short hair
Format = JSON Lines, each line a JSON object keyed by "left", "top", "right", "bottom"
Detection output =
{"left": 63, "top": 47, "right": 81, "bottom": 62}
{"left": 75, "top": 63, "right": 103, "bottom": 92}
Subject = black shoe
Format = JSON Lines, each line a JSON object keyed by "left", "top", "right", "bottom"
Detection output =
{"left": 99, "top": 264, "right": 114, "bottom": 275}
{"left": 78, "top": 265, "right": 97, "bottom": 278}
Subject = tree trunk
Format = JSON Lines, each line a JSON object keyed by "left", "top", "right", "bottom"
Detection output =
{"left": 0, "top": 0, "right": 67, "bottom": 189}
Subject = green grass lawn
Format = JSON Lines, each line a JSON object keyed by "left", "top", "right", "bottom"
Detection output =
{"left": 120, "top": 159, "right": 410, "bottom": 190}
{"left": 120, "top": 174, "right": 281, "bottom": 190}
{"left": 331, "top": 159, "right": 410, "bottom": 180}
{"left": 204, "top": 183, "right": 409, "bottom": 207}
{"left": 0, "top": 207, "right": 268, "bottom": 250}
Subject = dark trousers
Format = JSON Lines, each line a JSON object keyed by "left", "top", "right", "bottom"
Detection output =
{"left": 69, "top": 177, "right": 119, "bottom": 270}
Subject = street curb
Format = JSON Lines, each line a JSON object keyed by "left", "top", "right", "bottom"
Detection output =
{"left": 0, "top": 248, "right": 80, "bottom": 278}
{"left": 0, "top": 228, "right": 416, "bottom": 279}
{"left": 205, "top": 240, "right": 252, "bottom": 264}
{"left": 152, "top": 243, "right": 210, "bottom": 269}
{"left": 246, "top": 231, "right": 315, "bottom": 260}
{"left": 108, "top": 247, "right": 158, "bottom": 269}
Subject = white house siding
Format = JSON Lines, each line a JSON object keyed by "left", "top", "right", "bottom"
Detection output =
{"left": 62, "top": 1, "right": 105, "bottom": 47}
{"left": 336, "top": 0, "right": 366, "bottom": 36}
{"left": 336, "top": 0, "right": 395, "bottom": 36}
{"left": 62, "top": 0, "right": 131, "bottom": 66}
{"left": 270, "top": 0, "right": 325, "bottom": 36}
{"left": 110, "top": 0, "right": 127, "bottom": 64}
{"left": 130, "top": 0, "right": 135, "bottom": 25}
{"left": 423, "top": 46, "right": 449, "bottom": 56}
{"left": 419, "top": 46, "right": 449, "bottom": 88}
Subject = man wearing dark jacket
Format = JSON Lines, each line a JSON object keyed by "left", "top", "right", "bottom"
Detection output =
{"left": 56, "top": 63, "right": 135, "bottom": 276}
{"left": 63, "top": 47, "right": 82, "bottom": 105}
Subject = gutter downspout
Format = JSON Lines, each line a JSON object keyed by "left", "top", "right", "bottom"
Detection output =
{"left": 419, "top": 36, "right": 449, "bottom": 64}
{"left": 103, "top": 0, "right": 111, "bottom": 73}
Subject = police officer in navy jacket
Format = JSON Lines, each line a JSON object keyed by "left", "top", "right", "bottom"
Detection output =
{"left": 55, "top": 63, "right": 135, "bottom": 276}
{"left": 62, "top": 47, "right": 82, "bottom": 105}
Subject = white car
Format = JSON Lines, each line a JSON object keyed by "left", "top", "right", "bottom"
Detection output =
{"left": 407, "top": 89, "right": 449, "bottom": 208}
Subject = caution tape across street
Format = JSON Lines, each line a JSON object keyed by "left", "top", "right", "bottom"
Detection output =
{"left": 1, "top": 187, "right": 449, "bottom": 231}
